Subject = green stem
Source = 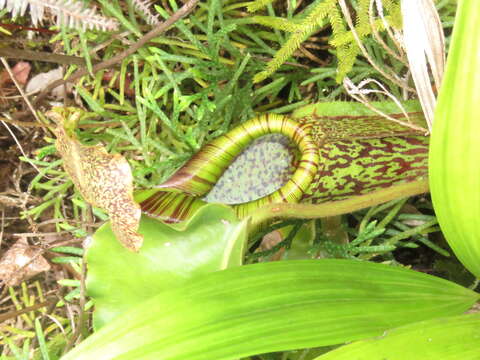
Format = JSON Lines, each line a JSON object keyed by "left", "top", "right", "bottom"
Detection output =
{"left": 250, "top": 179, "right": 429, "bottom": 229}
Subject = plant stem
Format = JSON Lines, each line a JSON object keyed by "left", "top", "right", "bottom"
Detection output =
{"left": 250, "top": 179, "right": 429, "bottom": 228}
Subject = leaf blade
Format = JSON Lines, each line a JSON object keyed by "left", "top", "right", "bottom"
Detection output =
{"left": 429, "top": 0, "right": 480, "bottom": 277}
{"left": 63, "top": 260, "right": 479, "bottom": 360}
{"left": 87, "top": 204, "right": 247, "bottom": 329}
{"left": 315, "top": 313, "right": 480, "bottom": 360}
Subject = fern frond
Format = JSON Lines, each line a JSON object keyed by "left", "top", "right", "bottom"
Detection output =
{"left": 327, "top": 2, "right": 346, "bottom": 36}
{"left": 330, "top": 17, "right": 389, "bottom": 47}
{"left": 0, "top": 0, "right": 119, "bottom": 31}
{"left": 253, "top": 0, "right": 403, "bottom": 84}
{"left": 252, "top": 16, "right": 302, "bottom": 32}
{"left": 381, "top": 0, "right": 398, "bottom": 15}
{"left": 303, "top": 0, "right": 338, "bottom": 27}
{"left": 357, "top": 0, "right": 371, "bottom": 27}
{"left": 326, "top": 5, "right": 361, "bottom": 82}
{"left": 253, "top": 0, "right": 337, "bottom": 83}
{"left": 336, "top": 43, "right": 360, "bottom": 81}
{"left": 131, "top": 0, "right": 159, "bottom": 25}
{"left": 381, "top": 0, "right": 402, "bottom": 28}
{"left": 246, "top": 0, "right": 276, "bottom": 12}
{"left": 327, "top": 3, "right": 367, "bottom": 81}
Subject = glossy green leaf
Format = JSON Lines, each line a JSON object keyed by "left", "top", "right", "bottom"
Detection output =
{"left": 63, "top": 260, "right": 479, "bottom": 360}
{"left": 315, "top": 313, "right": 480, "bottom": 360}
{"left": 86, "top": 203, "right": 247, "bottom": 329}
{"left": 429, "top": 0, "right": 480, "bottom": 277}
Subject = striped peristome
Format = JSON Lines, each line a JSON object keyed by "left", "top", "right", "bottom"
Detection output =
{"left": 136, "top": 110, "right": 429, "bottom": 223}
{"left": 136, "top": 190, "right": 205, "bottom": 224}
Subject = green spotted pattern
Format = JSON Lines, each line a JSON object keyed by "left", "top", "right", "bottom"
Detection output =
{"left": 204, "top": 134, "right": 295, "bottom": 204}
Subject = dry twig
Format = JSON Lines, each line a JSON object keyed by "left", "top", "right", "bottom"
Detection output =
{"left": 34, "top": 0, "right": 200, "bottom": 105}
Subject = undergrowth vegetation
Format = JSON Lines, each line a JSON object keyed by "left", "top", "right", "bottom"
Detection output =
{"left": 0, "top": 0, "right": 472, "bottom": 359}
{"left": 23, "top": 0, "right": 457, "bottom": 226}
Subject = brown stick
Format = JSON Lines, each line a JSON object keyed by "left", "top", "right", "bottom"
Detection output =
{"left": 0, "top": 23, "right": 57, "bottom": 34}
{"left": 0, "top": 47, "right": 87, "bottom": 67}
{"left": 0, "top": 296, "right": 58, "bottom": 323}
{"left": 0, "top": 116, "right": 48, "bottom": 128}
{"left": 0, "top": 116, "right": 122, "bottom": 129}
{"left": 33, "top": 0, "right": 200, "bottom": 106}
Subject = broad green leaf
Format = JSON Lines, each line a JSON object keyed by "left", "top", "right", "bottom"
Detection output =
{"left": 315, "top": 313, "right": 480, "bottom": 360}
{"left": 429, "top": 0, "right": 480, "bottom": 277}
{"left": 64, "top": 260, "right": 479, "bottom": 360}
{"left": 87, "top": 204, "right": 247, "bottom": 329}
